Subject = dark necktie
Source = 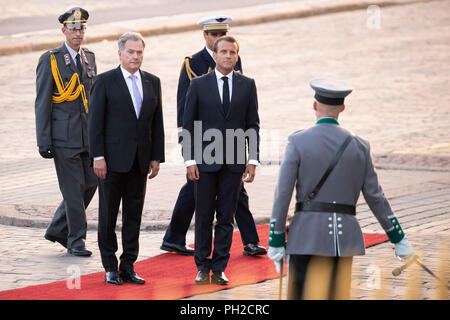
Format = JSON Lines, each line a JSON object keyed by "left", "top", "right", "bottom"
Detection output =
{"left": 221, "top": 76, "right": 230, "bottom": 116}
{"left": 75, "top": 53, "right": 83, "bottom": 77}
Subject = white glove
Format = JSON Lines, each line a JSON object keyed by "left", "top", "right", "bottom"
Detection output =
{"left": 395, "top": 234, "right": 414, "bottom": 260}
{"left": 268, "top": 246, "right": 285, "bottom": 273}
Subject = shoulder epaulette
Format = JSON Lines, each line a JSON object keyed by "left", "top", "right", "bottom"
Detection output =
{"left": 52, "top": 46, "right": 62, "bottom": 53}
{"left": 38, "top": 50, "right": 51, "bottom": 63}
{"left": 181, "top": 56, "right": 198, "bottom": 80}
{"left": 39, "top": 50, "right": 50, "bottom": 58}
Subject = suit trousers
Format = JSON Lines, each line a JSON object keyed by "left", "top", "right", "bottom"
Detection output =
{"left": 97, "top": 156, "right": 147, "bottom": 272}
{"left": 47, "top": 147, "right": 97, "bottom": 249}
{"left": 194, "top": 166, "right": 242, "bottom": 273}
{"left": 288, "top": 255, "right": 353, "bottom": 300}
{"left": 163, "top": 177, "right": 259, "bottom": 246}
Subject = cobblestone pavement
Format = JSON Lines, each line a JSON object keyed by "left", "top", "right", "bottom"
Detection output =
{"left": 0, "top": 186, "right": 448, "bottom": 299}
{"left": 188, "top": 189, "right": 450, "bottom": 300}
{"left": 0, "top": 0, "right": 449, "bottom": 299}
{"left": 1, "top": 0, "right": 449, "bottom": 228}
{"left": 0, "top": 224, "right": 195, "bottom": 292}
{"left": 188, "top": 232, "right": 449, "bottom": 300}
{"left": 0, "top": 202, "right": 448, "bottom": 300}
{"left": 0, "top": 0, "right": 300, "bottom": 35}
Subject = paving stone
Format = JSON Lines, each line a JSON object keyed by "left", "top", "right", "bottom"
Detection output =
{"left": 0, "top": 0, "right": 449, "bottom": 300}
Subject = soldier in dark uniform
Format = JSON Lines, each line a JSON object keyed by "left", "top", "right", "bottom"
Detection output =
{"left": 161, "top": 15, "right": 266, "bottom": 256}
{"left": 268, "top": 78, "right": 414, "bottom": 299}
{"left": 35, "top": 7, "right": 97, "bottom": 256}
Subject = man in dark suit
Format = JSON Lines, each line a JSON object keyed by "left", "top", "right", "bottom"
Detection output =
{"left": 182, "top": 36, "right": 260, "bottom": 285}
{"left": 88, "top": 32, "right": 165, "bottom": 285}
{"left": 162, "top": 15, "right": 266, "bottom": 257}
{"left": 35, "top": 7, "right": 97, "bottom": 256}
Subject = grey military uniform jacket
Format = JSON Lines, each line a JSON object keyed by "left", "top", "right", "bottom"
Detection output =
{"left": 35, "top": 43, "right": 96, "bottom": 149}
{"left": 271, "top": 121, "right": 399, "bottom": 257}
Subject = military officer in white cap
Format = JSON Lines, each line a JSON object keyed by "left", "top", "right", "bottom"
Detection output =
{"left": 161, "top": 15, "right": 266, "bottom": 257}
{"left": 268, "top": 78, "right": 414, "bottom": 299}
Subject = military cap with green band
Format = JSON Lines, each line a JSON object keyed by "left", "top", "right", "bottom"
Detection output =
{"left": 310, "top": 78, "right": 353, "bottom": 106}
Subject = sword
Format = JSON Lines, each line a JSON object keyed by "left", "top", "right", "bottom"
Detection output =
{"left": 414, "top": 256, "right": 450, "bottom": 290}
{"left": 392, "top": 255, "right": 450, "bottom": 290}
{"left": 392, "top": 255, "right": 416, "bottom": 276}
{"left": 278, "top": 259, "right": 284, "bottom": 300}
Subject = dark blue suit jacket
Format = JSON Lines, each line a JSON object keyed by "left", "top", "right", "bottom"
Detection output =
{"left": 177, "top": 47, "right": 242, "bottom": 127}
{"left": 182, "top": 70, "right": 259, "bottom": 174}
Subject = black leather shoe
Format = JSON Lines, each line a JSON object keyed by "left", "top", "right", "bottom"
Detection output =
{"left": 105, "top": 271, "right": 123, "bottom": 285}
{"left": 160, "top": 241, "right": 194, "bottom": 256}
{"left": 44, "top": 233, "right": 67, "bottom": 248}
{"left": 68, "top": 247, "right": 92, "bottom": 257}
{"left": 211, "top": 272, "right": 229, "bottom": 285}
{"left": 120, "top": 269, "right": 146, "bottom": 285}
{"left": 243, "top": 243, "right": 267, "bottom": 256}
{"left": 195, "top": 271, "right": 210, "bottom": 285}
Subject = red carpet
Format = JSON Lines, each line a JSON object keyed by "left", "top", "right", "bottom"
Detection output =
{"left": 0, "top": 225, "right": 387, "bottom": 300}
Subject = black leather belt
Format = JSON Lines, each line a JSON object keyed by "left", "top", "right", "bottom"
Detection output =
{"left": 296, "top": 201, "right": 356, "bottom": 215}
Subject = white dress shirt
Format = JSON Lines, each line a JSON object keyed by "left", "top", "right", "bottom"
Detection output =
{"left": 185, "top": 68, "right": 259, "bottom": 167}
{"left": 94, "top": 66, "right": 144, "bottom": 161}
{"left": 120, "top": 65, "right": 144, "bottom": 117}
{"left": 205, "top": 46, "right": 215, "bottom": 60}
{"left": 64, "top": 42, "right": 81, "bottom": 67}
{"left": 214, "top": 68, "right": 233, "bottom": 104}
